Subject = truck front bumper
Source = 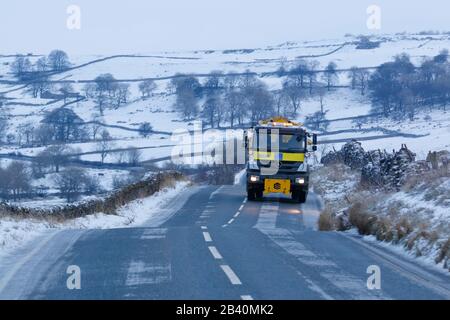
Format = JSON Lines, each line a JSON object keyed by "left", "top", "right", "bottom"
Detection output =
{"left": 246, "top": 171, "right": 309, "bottom": 194}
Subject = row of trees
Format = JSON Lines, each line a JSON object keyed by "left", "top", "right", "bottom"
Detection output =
{"left": 170, "top": 50, "right": 450, "bottom": 126}
{"left": 368, "top": 49, "right": 450, "bottom": 119}
{"left": 0, "top": 162, "right": 31, "bottom": 201}
{"left": 170, "top": 66, "right": 337, "bottom": 128}
{"left": 0, "top": 139, "right": 144, "bottom": 202}
{"left": 9, "top": 50, "right": 78, "bottom": 102}
{"left": 9, "top": 108, "right": 89, "bottom": 147}
{"left": 11, "top": 107, "right": 149, "bottom": 148}
{"left": 83, "top": 74, "right": 131, "bottom": 114}
{"left": 10, "top": 50, "right": 70, "bottom": 80}
{"left": 168, "top": 58, "right": 374, "bottom": 128}
{"left": 0, "top": 160, "right": 102, "bottom": 203}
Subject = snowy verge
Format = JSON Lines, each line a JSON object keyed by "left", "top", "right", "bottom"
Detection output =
{"left": 234, "top": 169, "right": 246, "bottom": 185}
{"left": 312, "top": 164, "right": 450, "bottom": 272}
{"left": 0, "top": 181, "right": 189, "bottom": 258}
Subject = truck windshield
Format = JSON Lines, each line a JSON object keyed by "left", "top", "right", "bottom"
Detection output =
{"left": 252, "top": 132, "right": 305, "bottom": 152}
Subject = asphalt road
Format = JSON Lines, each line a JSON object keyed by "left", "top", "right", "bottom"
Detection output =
{"left": 1, "top": 184, "right": 449, "bottom": 300}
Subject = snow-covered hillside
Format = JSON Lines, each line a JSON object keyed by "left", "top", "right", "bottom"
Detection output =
{"left": 1, "top": 33, "right": 450, "bottom": 205}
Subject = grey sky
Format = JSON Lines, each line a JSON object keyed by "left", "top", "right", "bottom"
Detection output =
{"left": 1, "top": 0, "right": 449, "bottom": 54}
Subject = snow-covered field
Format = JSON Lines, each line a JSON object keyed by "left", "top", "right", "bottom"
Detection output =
{"left": 1, "top": 32, "right": 450, "bottom": 205}
{"left": 0, "top": 181, "right": 189, "bottom": 258}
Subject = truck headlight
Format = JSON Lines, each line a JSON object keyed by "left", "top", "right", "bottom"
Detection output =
{"left": 295, "top": 177, "right": 305, "bottom": 184}
{"left": 250, "top": 175, "right": 260, "bottom": 182}
{"left": 248, "top": 160, "right": 259, "bottom": 170}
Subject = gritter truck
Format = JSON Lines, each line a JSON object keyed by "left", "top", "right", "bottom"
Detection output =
{"left": 244, "top": 117, "right": 317, "bottom": 202}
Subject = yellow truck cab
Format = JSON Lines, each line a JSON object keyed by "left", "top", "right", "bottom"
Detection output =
{"left": 244, "top": 117, "right": 317, "bottom": 202}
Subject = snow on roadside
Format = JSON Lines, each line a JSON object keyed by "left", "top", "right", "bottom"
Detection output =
{"left": 234, "top": 169, "right": 246, "bottom": 185}
{"left": 313, "top": 162, "right": 450, "bottom": 272}
{"left": 360, "top": 233, "right": 450, "bottom": 275}
{"left": 0, "top": 181, "right": 189, "bottom": 258}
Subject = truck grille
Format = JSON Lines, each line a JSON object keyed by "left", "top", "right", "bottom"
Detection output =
{"left": 258, "top": 160, "right": 301, "bottom": 173}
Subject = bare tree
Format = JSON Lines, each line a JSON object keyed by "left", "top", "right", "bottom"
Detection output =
{"left": 32, "top": 152, "right": 49, "bottom": 178}
{"left": 35, "top": 57, "right": 49, "bottom": 72}
{"left": 84, "top": 174, "right": 102, "bottom": 195}
{"left": 17, "top": 122, "right": 35, "bottom": 146}
{"left": 356, "top": 69, "right": 370, "bottom": 95}
{"left": 48, "top": 50, "right": 70, "bottom": 71}
{"left": 35, "top": 124, "right": 53, "bottom": 146}
{"left": 27, "top": 74, "right": 52, "bottom": 98}
{"left": 59, "top": 83, "right": 75, "bottom": 103}
{"left": 175, "top": 89, "right": 198, "bottom": 119}
{"left": 113, "top": 150, "right": 127, "bottom": 164}
{"left": 223, "top": 73, "right": 240, "bottom": 90}
{"left": 348, "top": 66, "right": 358, "bottom": 90}
{"left": 305, "top": 111, "right": 329, "bottom": 131}
{"left": 10, "top": 56, "right": 32, "bottom": 79}
{"left": 90, "top": 113, "right": 103, "bottom": 141}
{"left": 224, "top": 90, "right": 244, "bottom": 127}
{"left": 203, "top": 71, "right": 223, "bottom": 93}
{"left": 323, "top": 61, "right": 338, "bottom": 91}
{"left": 139, "top": 80, "right": 157, "bottom": 99}
{"left": 38, "top": 144, "right": 72, "bottom": 173}
{"left": 87, "top": 74, "right": 120, "bottom": 115}
{"left": 54, "top": 167, "right": 86, "bottom": 202}
{"left": 0, "top": 113, "right": 7, "bottom": 144}
{"left": 0, "top": 166, "right": 8, "bottom": 198}
{"left": 315, "top": 86, "right": 327, "bottom": 114}
{"left": 238, "top": 71, "right": 260, "bottom": 89}
{"left": 282, "top": 79, "right": 304, "bottom": 117}
{"left": 2, "top": 161, "right": 31, "bottom": 201}
{"left": 112, "top": 83, "right": 130, "bottom": 108}
{"left": 42, "top": 108, "right": 87, "bottom": 143}
{"left": 93, "top": 91, "right": 108, "bottom": 115}
{"left": 244, "top": 84, "right": 275, "bottom": 122}
{"left": 307, "top": 60, "right": 319, "bottom": 94}
{"left": 290, "top": 59, "right": 309, "bottom": 88}
{"left": 170, "top": 75, "right": 202, "bottom": 96}
{"left": 126, "top": 148, "right": 142, "bottom": 166}
{"left": 138, "top": 122, "right": 153, "bottom": 137}
{"left": 82, "top": 82, "right": 97, "bottom": 99}
{"left": 94, "top": 73, "right": 117, "bottom": 94}
{"left": 202, "top": 94, "right": 222, "bottom": 128}
{"left": 97, "top": 130, "right": 114, "bottom": 163}
{"left": 272, "top": 90, "right": 290, "bottom": 117}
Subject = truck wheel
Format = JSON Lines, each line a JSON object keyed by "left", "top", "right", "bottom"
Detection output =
{"left": 292, "top": 191, "right": 307, "bottom": 203}
{"left": 255, "top": 190, "right": 263, "bottom": 200}
{"left": 247, "top": 190, "right": 256, "bottom": 201}
{"left": 298, "top": 191, "right": 307, "bottom": 203}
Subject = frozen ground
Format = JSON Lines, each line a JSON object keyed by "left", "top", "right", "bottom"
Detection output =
{"left": 0, "top": 181, "right": 189, "bottom": 258}
{"left": 312, "top": 164, "right": 450, "bottom": 272}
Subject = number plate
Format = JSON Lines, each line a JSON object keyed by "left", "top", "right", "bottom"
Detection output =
{"left": 264, "top": 179, "right": 291, "bottom": 195}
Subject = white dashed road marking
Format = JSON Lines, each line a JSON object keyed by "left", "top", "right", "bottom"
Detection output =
{"left": 203, "top": 232, "right": 212, "bottom": 242}
{"left": 220, "top": 265, "right": 242, "bottom": 285}
{"left": 202, "top": 227, "right": 245, "bottom": 290}
{"left": 240, "top": 295, "right": 254, "bottom": 300}
{"left": 223, "top": 198, "right": 247, "bottom": 227}
{"left": 208, "top": 246, "right": 223, "bottom": 260}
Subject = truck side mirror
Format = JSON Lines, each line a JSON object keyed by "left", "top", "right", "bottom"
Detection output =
{"left": 312, "top": 134, "right": 318, "bottom": 145}
{"left": 312, "top": 145, "right": 317, "bottom": 152}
